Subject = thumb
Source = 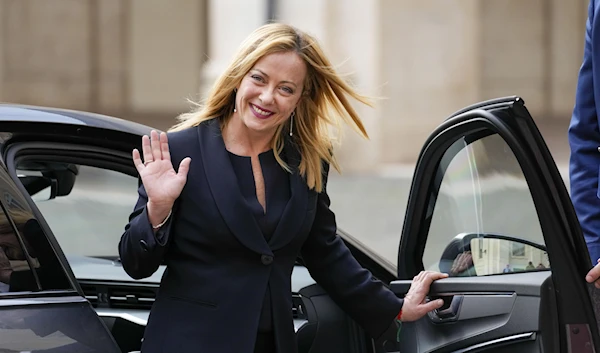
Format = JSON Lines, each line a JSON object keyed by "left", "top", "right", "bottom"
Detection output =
{"left": 586, "top": 264, "right": 600, "bottom": 283}
{"left": 419, "top": 299, "right": 444, "bottom": 315}
{"left": 177, "top": 157, "right": 192, "bottom": 178}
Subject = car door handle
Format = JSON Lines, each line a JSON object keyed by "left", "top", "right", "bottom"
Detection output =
{"left": 429, "top": 295, "right": 463, "bottom": 323}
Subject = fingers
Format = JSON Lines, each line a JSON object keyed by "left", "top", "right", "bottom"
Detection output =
{"left": 140, "top": 130, "right": 169, "bottom": 166}
{"left": 586, "top": 262, "right": 600, "bottom": 284}
{"left": 428, "top": 272, "right": 450, "bottom": 281}
{"left": 151, "top": 130, "right": 162, "bottom": 161}
{"left": 177, "top": 157, "right": 192, "bottom": 179}
{"left": 160, "top": 132, "right": 171, "bottom": 162}
{"left": 408, "top": 271, "right": 448, "bottom": 302}
{"left": 142, "top": 134, "right": 153, "bottom": 164}
{"left": 132, "top": 149, "right": 144, "bottom": 173}
{"left": 414, "top": 270, "right": 449, "bottom": 284}
{"left": 413, "top": 271, "right": 426, "bottom": 282}
{"left": 419, "top": 298, "right": 444, "bottom": 314}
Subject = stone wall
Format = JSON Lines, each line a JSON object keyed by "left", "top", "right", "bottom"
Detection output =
{"left": 0, "top": 0, "right": 590, "bottom": 168}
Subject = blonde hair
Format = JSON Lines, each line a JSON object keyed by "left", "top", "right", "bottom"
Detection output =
{"left": 170, "top": 23, "right": 370, "bottom": 192}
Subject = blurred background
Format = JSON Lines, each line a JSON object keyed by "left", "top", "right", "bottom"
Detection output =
{"left": 0, "top": 0, "right": 589, "bottom": 267}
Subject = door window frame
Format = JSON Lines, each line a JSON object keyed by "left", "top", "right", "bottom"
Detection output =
{"left": 398, "top": 100, "right": 586, "bottom": 278}
{"left": 4, "top": 141, "right": 138, "bottom": 296}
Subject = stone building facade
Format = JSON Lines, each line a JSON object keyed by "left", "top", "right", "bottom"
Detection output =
{"left": 0, "top": 0, "right": 589, "bottom": 171}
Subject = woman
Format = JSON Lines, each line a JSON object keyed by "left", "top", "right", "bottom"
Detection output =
{"left": 119, "top": 23, "right": 447, "bottom": 353}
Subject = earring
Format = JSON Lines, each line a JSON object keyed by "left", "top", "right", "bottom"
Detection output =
{"left": 289, "top": 111, "right": 295, "bottom": 137}
{"left": 233, "top": 88, "right": 237, "bottom": 113}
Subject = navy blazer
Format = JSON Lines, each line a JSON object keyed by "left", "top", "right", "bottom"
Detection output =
{"left": 569, "top": 0, "right": 600, "bottom": 264}
{"left": 118, "top": 119, "right": 403, "bottom": 353}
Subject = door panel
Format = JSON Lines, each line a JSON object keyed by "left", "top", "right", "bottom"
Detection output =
{"left": 396, "top": 97, "right": 599, "bottom": 352}
{"left": 392, "top": 272, "right": 550, "bottom": 352}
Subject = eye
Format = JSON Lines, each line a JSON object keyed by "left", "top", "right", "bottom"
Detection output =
{"left": 251, "top": 74, "right": 264, "bottom": 83}
{"left": 281, "top": 86, "right": 294, "bottom": 94}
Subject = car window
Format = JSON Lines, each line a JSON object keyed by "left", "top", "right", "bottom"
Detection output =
{"left": 0, "top": 167, "right": 75, "bottom": 293}
{"left": 17, "top": 164, "right": 138, "bottom": 259}
{"left": 327, "top": 174, "right": 407, "bottom": 272}
{"left": 423, "top": 133, "right": 550, "bottom": 277}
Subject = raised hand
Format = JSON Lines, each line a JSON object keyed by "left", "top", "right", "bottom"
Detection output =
{"left": 132, "top": 130, "right": 191, "bottom": 221}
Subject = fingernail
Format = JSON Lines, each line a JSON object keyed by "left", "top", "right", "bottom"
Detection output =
{"left": 437, "top": 299, "right": 444, "bottom": 306}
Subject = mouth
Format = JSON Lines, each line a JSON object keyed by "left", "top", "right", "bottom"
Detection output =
{"left": 250, "top": 103, "right": 275, "bottom": 119}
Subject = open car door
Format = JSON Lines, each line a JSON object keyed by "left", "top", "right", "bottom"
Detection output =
{"left": 391, "top": 97, "right": 600, "bottom": 352}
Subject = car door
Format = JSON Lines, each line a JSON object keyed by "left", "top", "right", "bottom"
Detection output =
{"left": 0, "top": 111, "right": 155, "bottom": 353}
{"left": 0, "top": 137, "right": 121, "bottom": 350}
{"left": 391, "top": 96, "right": 600, "bottom": 353}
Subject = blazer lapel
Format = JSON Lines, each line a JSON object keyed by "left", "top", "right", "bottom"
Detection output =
{"left": 197, "top": 120, "right": 272, "bottom": 256}
{"left": 268, "top": 139, "right": 308, "bottom": 251}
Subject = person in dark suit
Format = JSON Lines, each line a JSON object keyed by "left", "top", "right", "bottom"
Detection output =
{"left": 569, "top": 0, "right": 600, "bottom": 264}
{"left": 119, "top": 23, "right": 447, "bottom": 353}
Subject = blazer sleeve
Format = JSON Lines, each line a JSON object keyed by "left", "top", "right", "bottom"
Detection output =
{"left": 569, "top": 0, "right": 600, "bottom": 264}
{"left": 118, "top": 183, "right": 176, "bottom": 280}
{"left": 299, "top": 162, "right": 403, "bottom": 340}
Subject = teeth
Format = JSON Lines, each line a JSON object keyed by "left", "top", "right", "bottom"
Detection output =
{"left": 252, "top": 105, "right": 271, "bottom": 116}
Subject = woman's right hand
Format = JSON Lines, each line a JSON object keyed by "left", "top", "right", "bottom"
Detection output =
{"left": 132, "top": 130, "right": 191, "bottom": 221}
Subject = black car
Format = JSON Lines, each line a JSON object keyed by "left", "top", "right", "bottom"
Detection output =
{"left": 0, "top": 97, "right": 597, "bottom": 352}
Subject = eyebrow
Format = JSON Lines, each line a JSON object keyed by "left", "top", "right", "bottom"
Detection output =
{"left": 252, "top": 69, "right": 298, "bottom": 88}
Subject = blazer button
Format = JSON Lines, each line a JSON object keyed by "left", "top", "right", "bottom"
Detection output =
{"left": 139, "top": 240, "right": 149, "bottom": 252}
{"left": 261, "top": 255, "right": 274, "bottom": 265}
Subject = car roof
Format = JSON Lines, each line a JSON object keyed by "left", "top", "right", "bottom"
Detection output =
{"left": 0, "top": 104, "right": 155, "bottom": 136}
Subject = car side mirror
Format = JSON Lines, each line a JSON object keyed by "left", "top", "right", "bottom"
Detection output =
{"left": 440, "top": 232, "right": 549, "bottom": 277}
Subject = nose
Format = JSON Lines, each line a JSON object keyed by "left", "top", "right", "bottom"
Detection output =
{"left": 259, "top": 88, "right": 274, "bottom": 105}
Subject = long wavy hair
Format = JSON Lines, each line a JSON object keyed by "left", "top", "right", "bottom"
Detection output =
{"left": 170, "top": 23, "right": 370, "bottom": 192}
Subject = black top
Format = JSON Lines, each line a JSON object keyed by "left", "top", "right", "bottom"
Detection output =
{"left": 228, "top": 149, "right": 291, "bottom": 333}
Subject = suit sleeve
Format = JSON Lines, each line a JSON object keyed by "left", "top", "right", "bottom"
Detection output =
{"left": 299, "top": 163, "right": 403, "bottom": 339}
{"left": 569, "top": 0, "right": 600, "bottom": 264}
{"left": 118, "top": 183, "right": 176, "bottom": 279}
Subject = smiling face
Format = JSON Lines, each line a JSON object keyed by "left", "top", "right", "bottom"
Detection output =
{"left": 233, "top": 51, "right": 307, "bottom": 138}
